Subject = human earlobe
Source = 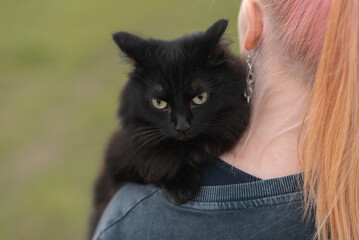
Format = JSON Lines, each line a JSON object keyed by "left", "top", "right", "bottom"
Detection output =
{"left": 244, "top": 0, "right": 263, "bottom": 51}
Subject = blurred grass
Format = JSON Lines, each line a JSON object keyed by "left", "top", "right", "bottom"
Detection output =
{"left": 0, "top": 0, "right": 241, "bottom": 239}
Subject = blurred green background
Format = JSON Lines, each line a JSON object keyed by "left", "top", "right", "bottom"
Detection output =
{"left": 0, "top": 0, "right": 241, "bottom": 239}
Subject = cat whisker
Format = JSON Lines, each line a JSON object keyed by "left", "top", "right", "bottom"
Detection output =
{"left": 197, "top": 129, "right": 218, "bottom": 139}
{"left": 134, "top": 132, "right": 161, "bottom": 146}
{"left": 132, "top": 130, "right": 159, "bottom": 140}
{"left": 135, "top": 133, "right": 164, "bottom": 151}
{"left": 154, "top": 135, "right": 169, "bottom": 145}
{"left": 132, "top": 128, "right": 160, "bottom": 139}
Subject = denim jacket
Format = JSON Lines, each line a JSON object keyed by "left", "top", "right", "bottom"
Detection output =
{"left": 93, "top": 173, "right": 315, "bottom": 240}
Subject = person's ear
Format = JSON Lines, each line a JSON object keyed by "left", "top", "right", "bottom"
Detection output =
{"left": 244, "top": 0, "right": 263, "bottom": 51}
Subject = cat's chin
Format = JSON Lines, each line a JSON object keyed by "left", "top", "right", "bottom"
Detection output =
{"left": 173, "top": 132, "right": 198, "bottom": 141}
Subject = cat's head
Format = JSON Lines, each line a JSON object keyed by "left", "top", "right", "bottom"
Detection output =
{"left": 112, "top": 19, "right": 248, "bottom": 144}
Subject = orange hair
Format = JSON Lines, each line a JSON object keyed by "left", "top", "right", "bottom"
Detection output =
{"left": 257, "top": 0, "right": 359, "bottom": 238}
{"left": 301, "top": 0, "right": 359, "bottom": 239}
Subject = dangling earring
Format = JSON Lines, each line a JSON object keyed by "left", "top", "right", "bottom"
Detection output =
{"left": 244, "top": 51, "right": 254, "bottom": 105}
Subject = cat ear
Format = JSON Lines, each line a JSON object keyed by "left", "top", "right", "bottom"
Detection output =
{"left": 201, "top": 19, "right": 229, "bottom": 65}
{"left": 203, "top": 19, "right": 229, "bottom": 48}
{"left": 112, "top": 31, "right": 146, "bottom": 63}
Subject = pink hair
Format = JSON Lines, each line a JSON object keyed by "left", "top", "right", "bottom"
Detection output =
{"left": 269, "top": 0, "right": 332, "bottom": 65}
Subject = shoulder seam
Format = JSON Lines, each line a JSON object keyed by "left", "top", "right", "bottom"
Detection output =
{"left": 96, "top": 188, "right": 159, "bottom": 240}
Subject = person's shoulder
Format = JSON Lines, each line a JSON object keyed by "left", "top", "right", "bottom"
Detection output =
{"left": 92, "top": 182, "right": 160, "bottom": 240}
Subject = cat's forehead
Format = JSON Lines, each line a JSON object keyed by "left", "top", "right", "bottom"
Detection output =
{"left": 156, "top": 41, "right": 192, "bottom": 64}
{"left": 142, "top": 38, "right": 219, "bottom": 93}
{"left": 151, "top": 78, "right": 208, "bottom": 95}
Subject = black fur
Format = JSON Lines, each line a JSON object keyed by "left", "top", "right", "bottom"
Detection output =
{"left": 89, "top": 19, "right": 249, "bottom": 238}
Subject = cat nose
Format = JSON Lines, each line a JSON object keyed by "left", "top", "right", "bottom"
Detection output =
{"left": 175, "top": 115, "right": 191, "bottom": 132}
{"left": 176, "top": 122, "right": 191, "bottom": 132}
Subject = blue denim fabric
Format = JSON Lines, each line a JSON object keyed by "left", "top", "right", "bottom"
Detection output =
{"left": 93, "top": 174, "right": 315, "bottom": 240}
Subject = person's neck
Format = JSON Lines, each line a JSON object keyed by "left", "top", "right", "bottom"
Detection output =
{"left": 221, "top": 61, "right": 312, "bottom": 179}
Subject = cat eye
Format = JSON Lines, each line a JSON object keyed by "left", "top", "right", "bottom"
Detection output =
{"left": 151, "top": 98, "right": 168, "bottom": 110}
{"left": 192, "top": 92, "right": 208, "bottom": 105}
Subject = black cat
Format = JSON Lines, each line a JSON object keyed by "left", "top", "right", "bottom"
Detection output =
{"left": 89, "top": 19, "right": 249, "bottom": 238}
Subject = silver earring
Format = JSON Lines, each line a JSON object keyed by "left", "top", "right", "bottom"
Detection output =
{"left": 244, "top": 51, "right": 254, "bottom": 105}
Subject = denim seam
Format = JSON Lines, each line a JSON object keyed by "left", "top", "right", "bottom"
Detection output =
{"left": 169, "top": 192, "right": 303, "bottom": 212}
{"left": 195, "top": 173, "right": 303, "bottom": 202}
{"left": 174, "top": 199, "right": 302, "bottom": 212}
{"left": 193, "top": 188, "right": 301, "bottom": 203}
{"left": 96, "top": 188, "right": 159, "bottom": 240}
